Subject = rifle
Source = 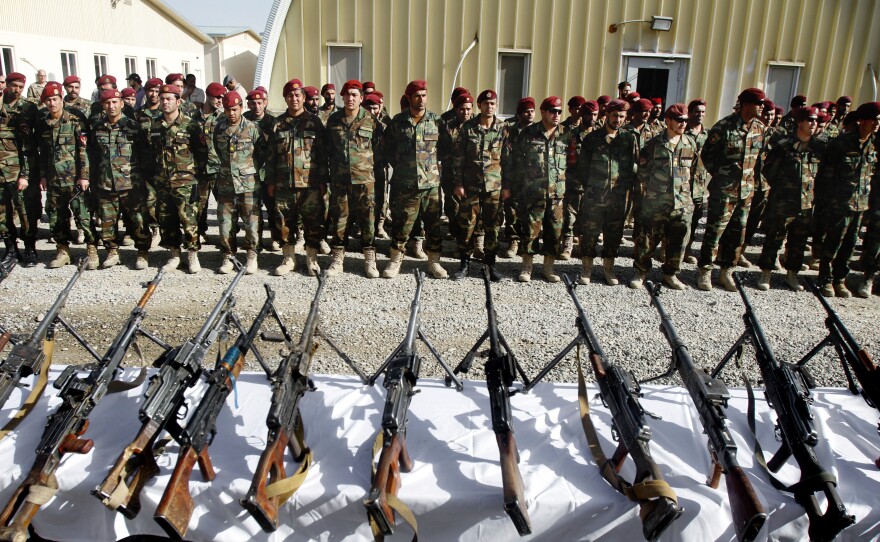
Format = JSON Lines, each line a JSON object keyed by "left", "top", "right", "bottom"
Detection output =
{"left": 363, "top": 271, "right": 461, "bottom": 540}
{"left": 711, "top": 273, "right": 855, "bottom": 541}
{"left": 641, "top": 281, "right": 766, "bottom": 542}
{"left": 449, "top": 266, "right": 532, "bottom": 535}
{"left": 0, "top": 269, "right": 165, "bottom": 542}
{"left": 527, "top": 274, "right": 681, "bottom": 541}
{"left": 93, "top": 259, "right": 246, "bottom": 518}
{"left": 155, "top": 284, "right": 274, "bottom": 540}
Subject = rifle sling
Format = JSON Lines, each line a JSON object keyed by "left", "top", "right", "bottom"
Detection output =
{"left": 0, "top": 338, "right": 54, "bottom": 442}
{"left": 24, "top": 474, "right": 59, "bottom": 506}
{"left": 264, "top": 411, "right": 313, "bottom": 502}
{"left": 106, "top": 367, "right": 147, "bottom": 394}
{"left": 369, "top": 432, "right": 418, "bottom": 542}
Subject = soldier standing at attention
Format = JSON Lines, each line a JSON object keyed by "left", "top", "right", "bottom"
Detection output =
{"left": 684, "top": 99, "right": 710, "bottom": 263}
{"left": 499, "top": 97, "right": 535, "bottom": 259}
{"left": 364, "top": 92, "right": 391, "bottom": 239}
{"left": 165, "top": 74, "right": 198, "bottom": 117}
{"left": 268, "top": 78, "right": 328, "bottom": 276}
{"left": 502, "top": 96, "right": 573, "bottom": 283}
{"left": 697, "top": 87, "right": 766, "bottom": 291}
{"left": 149, "top": 84, "right": 208, "bottom": 273}
{"left": 244, "top": 87, "right": 281, "bottom": 252}
{"left": 379, "top": 80, "right": 447, "bottom": 279}
{"left": 562, "top": 96, "right": 585, "bottom": 129}
{"left": 779, "top": 95, "right": 806, "bottom": 133}
{"left": 825, "top": 96, "right": 852, "bottom": 138}
{"left": 89, "top": 89, "right": 152, "bottom": 269}
{"left": 438, "top": 92, "right": 473, "bottom": 250}
{"left": 121, "top": 88, "right": 137, "bottom": 110}
{"left": 193, "top": 82, "right": 226, "bottom": 243}
{"left": 62, "top": 76, "right": 91, "bottom": 117}
{"left": 26, "top": 70, "right": 47, "bottom": 101}
{"left": 135, "top": 77, "right": 165, "bottom": 239}
{"left": 318, "top": 83, "right": 337, "bottom": 125}
{"left": 629, "top": 104, "right": 698, "bottom": 290}
{"left": 303, "top": 86, "right": 321, "bottom": 115}
{"left": 739, "top": 99, "right": 781, "bottom": 264}
{"left": 561, "top": 100, "right": 599, "bottom": 261}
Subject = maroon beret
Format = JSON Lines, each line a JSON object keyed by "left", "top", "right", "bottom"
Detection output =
{"left": 836, "top": 96, "right": 852, "bottom": 106}
{"left": 650, "top": 97, "right": 663, "bottom": 106}
{"left": 627, "top": 91, "right": 641, "bottom": 101}
{"left": 247, "top": 89, "right": 267, "bottom": 101}
{"left": 341, "top": 80, "right": 363, "bottom": 94}
{"left": 856, "top": 102, "right": 880, "bottom": 120}
{"left": 164, "top": 73, "right": 184, "bottom": 84}
{"left": 819, "top": 101, "right": 833, "bottom": 110}
{"left": 205, "top": 82, "right": 226, "bottom": 97}
{"left": 450, "top": 87, "right": 469, "bottom": 102}
{"left": 144, "top": 78, "right": 163, "bottom": 90}
{"left": 62, "top": 75, "right": 80, "bottom": 86}
{"left": 405, "top": 80, "right": 427, "bottom": 97}
{"left": 477, "top": 89, "right": 497, "bottom": 103}
{"left": 567, "top": 96, "right": 586, "bottom": 108}
{"left": 303, "top": 86, "right": 319, "bottom": 99}
{"left": 321, "top": 83, "right": 335, "bottom": 93}
{"left": 820, "top": 112, "right": 833, "bottom": 123}
{"left": 368, "top": 90, "right": 384, "bottom": 101}
{"left": 363, "top": 93, "right": 381, "bottom": 107}
{"left": 516, "top": 97, "right": 536, "bottom": 114}
{"left": 763, "top": 99, "right": 775, "bottom": 112}
{"left": 40, "top": 82, "right": 63, "bottom": 102}
{"left": 97, "top": 74, "right": 116, "bottom": 86}
{"left": 664, "top": 103, "right": 688, "bottom": 120}
{"left": 159, "top": 84, "right": 180, "bottom": 96}
{"left": 738, "top": 88, "right": 766, "bottom": 105}
{"left": 606, "top": 99, "right": 630, "bottom": 113}
{"left": 790, "top": 95, "right": 807, "bottom": 108}
{"left": 794, "top": 107, "right": 819, "bottom": 123}
{"left": 6, "top": 72, "right": 26, "bottom": 84}
{"left": 454, "top": 93, "right": 474, "bottom": 108}
{"left": 540, "top": 96, "right": 563, "bottom": 110}
{"left": 775, "top": 106, "right": 784, "bottom": 116}
{"left": 596, "top": 95, "right": 611, "bottom": 106}
{"left": 100, "top": 89, "right": 122, "bottom": 102}
{"left": 579, "top": 100, "right": 599, "bottom": 115}
{"left": 283, "top": 78, "right": 303, "bottom": 96}
{"left": 120, "top": 87, "right": 136, "bottom": 98}
{"left": 634, "top": 98, "right": 654, "bottom": 113}
{"left": 255, "top": 86, "right": 268, "bottom": 93}
{"left": 222, "top": 92, "right": 242, "bottom": 108}
{"left": 687, "top": 98, "right": 707, "bottom": 112}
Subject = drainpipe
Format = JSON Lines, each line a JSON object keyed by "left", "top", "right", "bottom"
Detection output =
{"left": 447, "top": 34, "right": 479, "bottom": 110}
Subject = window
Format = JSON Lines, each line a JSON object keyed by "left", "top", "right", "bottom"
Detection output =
{"left": 0, "top": 47, "right": 13, "bottom": 75}
{"left": 146, "top": 58, "right": 157, "bottom": 79}
{"left": 60, "top": 51, "right": 77, "bottom": 78}
{"left": 94, "top": 54, "right": 108, "bottom": 77}
{"left": 327, "top": 45, "right": 362, "bottom": 99}
{"left": 497, "top": 52, "right": 531, "bottom": 118}
{"left": 125, "top": 56, "right": 137, "bottom": 76}
{"left": 181, "top": 61, "right": 190, "bottom": 75}
{"left": 766, "top": 64, "right": 802, "bottom": 112}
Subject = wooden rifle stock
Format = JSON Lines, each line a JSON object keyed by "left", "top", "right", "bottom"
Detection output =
{"left": 93, "top": 419, "right": 162, "bottom": 518}
{"left": 725, "top": 466, "right": 767, "bottom": 542}
{"left": 365, "top": 433, "right": 411, "bottom": 535}
{"left": 497, "top": 431, "right": 531, "bottom": 535}
{"left": 154, "top": 446, "right": 214, "bottom": 540}
{"left": 0, "top": 456, "right": 57, "bottom": 542}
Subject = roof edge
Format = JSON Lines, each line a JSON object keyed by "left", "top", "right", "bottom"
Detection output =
{"left": 255, "top": 0, "right": 293, "bottom": 90}
{"left": 143, "top": 0, "right": 213, "bottom": 45}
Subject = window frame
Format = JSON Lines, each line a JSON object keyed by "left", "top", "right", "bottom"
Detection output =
{"left": 496, "top": 50, "right": 532, "bottom": 119}
{"left": 94, "top": 53, "right": 108, "bottom": 78}
{"left": 125, "top": 56, "right": 137, "bottom": 76}
{"left": 326, "top": 43, "right": 363, "bottom": 94}
{"left": 0, "top": 46, "right": 13, "bottom": 75}
{"left": 146, "top": 58, "right": 157, "bottom": 79}
{"left": 60, "top": 50, "right": 78, "bottom": 78}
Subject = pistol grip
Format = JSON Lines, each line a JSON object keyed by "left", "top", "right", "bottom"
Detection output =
{"left": 707, "top": 460, "right": 723, "bottom": 489}
{"left": 197, "top": 448, "right": 215, "bottom": 482}
{"left": 59, "top": 434, "right": 94, "bottom": 455}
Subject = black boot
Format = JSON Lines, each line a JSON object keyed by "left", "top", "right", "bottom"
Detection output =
{"left": 450, "top": 253, "right": 470, "bottom": 280}
{"left": 3, "top": 238, "right": 21, "bottom": 261}
{"left": 484, "top": 253, "right": 503, "bottom": 282}
{"left": 22, "top": 240, "right": 37, "bottom": 268}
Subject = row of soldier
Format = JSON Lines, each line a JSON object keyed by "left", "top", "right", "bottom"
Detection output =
{"left": 0, "top": 70, "right": 877, "bottom": 298}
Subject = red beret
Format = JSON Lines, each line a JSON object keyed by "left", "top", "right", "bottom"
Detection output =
{"left": 606, "top": 99, "right": 630, "bottom": 113}
{"left": 164, "top": 73, "right": 184, "bottom": 84}
{"left": 775, "top": 106, "right": 784, "bottom": 116}
{"left": 6, "top": 72, "right": 25, "bottom": 84}
{"left": 363, "top": 81, "right": 376, "bottom": 89}
{"left": 540, "top": 96, "right": 563, "bottom": 110}
{"left": 836, "top": 96, "right": 852, "bottom": 106}
{"left": 40, "top": 82, "right": 63, "bottom": 102}
{"left": 363, "top": 93, "right": 381, "bottom": 107}
{"left": 567, "top": 96, "right": 586, "bottom": 108}
{"left": 664, "top": 103, "right": 688, "bottom": 120}
{"left": 205, "top": 82, "right": 226, "bottom": 97}
{"left": 633, "top": 98, "right": 654, "bottom": 113}
{"left": 738, "top": 87, "right": 766, "bottom": 105}
{"left": 795, "top": 106, "right": 820, "bottom": 123}
{"left": 578, "top": 100, "right": 599, "bottom": 115}
{"left": 819, "top": 101, "right": 833, "bottom": 110}
{"left": 120, "top": 87, "right": 136, "bottom": 98}
{"left": 159, "top": 84, "right": 180, "bottom": 96}
{"left": 222, "top": 92, "right": 242, "bottom": 108}
{"left": 283, "top": 78, "right": 303, "bottom": 96}
{"left": 255, "top": 85, "right": 267, "bottom": 93}
{"left": 516, "top": 97, "right": 536, "bottom": 114}
{"left": 454, "top": 93, "right": 474, "bottom": 108}
{"left": 450, "top": 87, "right": 469, "bottom": 101}
{"left": 688, "top": 98, "right": 707, "bottom": 112}
{"left": 97, "top": 74, "right": 116, "bottom": 86}
{"left": 247, "top": 88, "right": 267, "bottom": 101}
{"left": 144, "top": 78, "right": 163, "bottom": 90}
{"left": 405, "top": 80, "right": 427, "bottom": 97}
{"left": 303, "top": 86, "right": 319, "bottom": 99}
{"left": 856, "top": 102, "right": 880, "bottom": 120}
{"left": 790, "top": 95, "right": 807, "bottom": 108}
{"left": 321, "top": 83, "right": 335, "bottom": 93}
{"left": 477, "top": 89, "right": 497, "bottom": 103}
{"left": 650, "top": 97, "right": 663, "bottom": 106}
{"left": 100, "top": 89, "right": 122, "bottom": 102}
{"left": 627, "top": 91, "right": 641, "bottom": 101}
{"left": 368, "top": 90, "right": 384, "bottom": 101}
{"left": 595, "top": 95, "right": 610, "bottom": 106}
{"left": 341, "top": 80, "right": 363, "bottom": 94}
{"left": 763, "top": 99, "right": 775, "bottom": 111}
{"left": 62, "top": 75, "right": 80, "bottom": 86}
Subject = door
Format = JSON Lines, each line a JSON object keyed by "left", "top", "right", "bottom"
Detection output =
{"left": 623, "top": 56, "right": 688, "bottom": 107}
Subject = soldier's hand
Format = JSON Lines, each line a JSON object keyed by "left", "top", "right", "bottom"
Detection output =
{"left": 16, "top": 178, "right": 28, "bottom": 191}
{"left": 40, "top": 177, "right": 47, "bottom": 191}
{"left": 453, "top": 185, "right": 466, "bottom": 199}
{"left": 77, "top": 179, "right": 90, "bottom": 192}
{"left": 501, "top": 188, "right": 511, "bottom": 201}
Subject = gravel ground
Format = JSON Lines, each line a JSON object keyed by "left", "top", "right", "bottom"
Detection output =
{"left": 0, "top": 209, "right": 877, "bottom": 392}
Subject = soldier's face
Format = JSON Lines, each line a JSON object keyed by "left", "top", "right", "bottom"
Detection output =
{"left": 209, "top": 95, "right": 223, "bottom": 111}
{"left": 6, "top": 81, "right": 24, "bottom": 100}
{"left": 796, "top": 118, "right": 818, "bottom": 139}
{"left": 146, "top": 87, "right": 160, "bottom": 105}
{"left": 248, "top": 98, "right": 266, "bottom": 117}
{"left": 306, "top": 94, "right": 320, "bottom": 111}
{"left": 342, "top": 89, "right": 362, "bottom": 113}
{"left": 607, "top": 111, "right": 627, "bottom": 130}
{"left": 689, "top": 105, "right": 706, "bottom": 124}
{"left": 0, "top": 77, "right": 5, "bottom": 92}
{"left": 761, "top": 108, "right": 776, "bottom": 126}
{"left": 367, "top": 103, "right": 381, "bottom": 116}
{"left": 409, "top": 90, "right": 427, "bottom": 114}
{"left": 322, "top": 89, "right": 336, "bottom": 104}
{"left": 541, "top": 106, "right": 562, "bottom": 127}
{"left": 652, "top": 104, "right": 663, "bottom": 117}
{"left": 519, "top": 108, "right": 535, "bottom": 123}
{"left": 285, "top": 89, "right": 304, "bottom": 114}
{"left": 123, "top": 96, "right": 136, "bottom": 108}
{"left": 839, "top": 103, "right": 851, "bottom": 116}
{"left": 37, "top": 70, "right": 47, "bottom": 83}
{"left": 583, "top": 110, "right": 598, "bottom": 124}
{"left": 480, "top": 99, "right": 496, "bottom": 118}
{"left": 742, "top": 102, "right": 763, "bottom": 120}
{"left": 160, "top": 93, "right": 180, "bottom": 114}
{"left": 225, "top": 103, "right": 243, "bottom": 124}
{"left": 43, "top": 95, "right": 63, "bottom": 115}
{"left": 103, "top": 98, "right": 122, "bottom": 120}
{"left": 858, "top": 117, "right": 880, "bottom": 136}
{"left": 64, "top": 83, "right": 80, "bottom": 99}
{"left": 666, "top": 116, "right": 687, "bottom": 136}
{"left": 173, "top": 80, "right": 185, "bottom": 94}
{"left": 618, "top": 85, "right": 631, "bottom": 98}
{"left": 636, "top": 110, "right": 650, "bottom": 123}
{"left": 455, "top": 102, "right": 472, "bottom": 122}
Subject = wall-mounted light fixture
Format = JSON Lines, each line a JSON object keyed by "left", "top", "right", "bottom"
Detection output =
{"left": 609, "top": 16, "right": 673, "bottom": 33}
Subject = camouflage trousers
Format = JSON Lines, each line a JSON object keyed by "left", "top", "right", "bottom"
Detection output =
{"left": 144, "top": 177, "right": 158, "bottom": 227}
{"left": 633, "top": 207, "right": 692, "bottom": 275}
{"left": 389, "top": 185, "right": 443, "bottom": 252}
{"left": 563, "top": 187, "right": 583, "bottom": 240}
{"left": 217, "top": 190, "right": 259, "bottom": 254}
{"left": 156, "top": 182, "right": 200, "bottom": 251}
{"left": 274, "top": 185, "right": 325, "bottom": 248}
{"left": 328, "top": 182, "right": 375, "bottom": 248}
{"left": 457, "top": 189, "right": 502, "bottom": 255}
{"left": 375, "top": 167, "right": 390, "bottom": 232}
{"left": 579, "top": 192, "right": 627, "bottom": 259}
{"left": 441, "top": 179, "right": 462, "bottom": 240}
{"left": 197, "top": 175, "right": 216, "bottom": 236}
{"left": 258, "top": 181, "right": 282, "bottom": 244}
{"left": 818, "top": 209, "right": 863, "bottom": 283}
{"left": 48, "top": 185, "right": 97, "bottom": 246}
{"left": 758, "top": 207, "right": 811, "bottom": 271}
{"left": 0, "top": 181, "right": 29, "bottom": 241}
{"left": 744, "top": 188, "right": 767, "bottom": 246}
{"left": 686, "top": 199, "right": 706, "bottom": 252}
{"left": 518, "top": 195, "right": 564, "bottom": 256}
{"left": 698, "top": 192, "right": 753, "bottom": 269}
{"left": 859, "top": 206, "right": 880, "bottom": 275}
{"left": 95, "top": 187, "right": 152, "bottom": 251}
{"left": 502, "top": 198, "right": 520, "bottom": 241}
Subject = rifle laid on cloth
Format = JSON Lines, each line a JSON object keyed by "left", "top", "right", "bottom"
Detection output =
{"left": 526, "top": 274, "right": 681, "bottom": 541}
{"left": 0, "top": 269, "right": 166, "bottom": 542}
{"left": 364, "top": 271, "right": 462, "bottom": 541}
{"left": 155, "top": 284, "right": 275, "bottom": 540}
{"left": 242, "top": 274, "right": 367, "bottom": 533}
{"left": 93, "top": 259, "right": 246, "bottom": 519}
{"left": 449, "top": 266, "right": 532, "bottom": 536}
{"left": 711, "top": 273, "right": 855, "bottom": 541}
{"left": 641, "top": 281, "right": 766, "bottom": 542}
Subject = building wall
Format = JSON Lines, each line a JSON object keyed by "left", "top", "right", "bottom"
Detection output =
{"left": 261, "top": 0, "right": 880, "bottom": 120}
{"left": 205, "top": 32, "right": 261, "bottom": 91}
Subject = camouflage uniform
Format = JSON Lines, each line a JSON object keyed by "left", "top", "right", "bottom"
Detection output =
{"left": 192, "top": 108, "right": 222, "bottom": 237}
{"left": 135, "top": 107, "right": 163, "bottom": 227}
{"left": 563, "top": 122, "right": 596, "bottom": 251}
{"left": 0, "top": 96, "right": 40, "bottom": 250}
{"left": 684, "top": 124, "right": 710, "bottom": 255}
{"left": 244, "top": 110, "right": 281, "bottom": 248}
{"left": 633, "top": 131, "right": 698, "bottom": 274}
{"left": 859, "top": 170, "right": 880, "bottom": 276}
{"left": 744, "top": 125, "right": 785, "bottom": 249}
{"left": 623, "top": 121, "right": 659, "bottom": 236}
{"left": 439, "top": 115, "right": 465, "bottom": 240}
{"left": 501, "top": 118, "right": 529, "bottom": 248}
{"left": 698, "top": 113, "right": 765, "bottom": 269}
{"left": 317, "top": 104, "right": 336, "bottom": 126}
{"left": 63, "top": 96, "right": 92, "bottom": 118}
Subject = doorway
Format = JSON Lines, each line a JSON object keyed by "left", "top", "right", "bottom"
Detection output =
{"left": 622, "top": 55, "right": 688, "bottom": 108}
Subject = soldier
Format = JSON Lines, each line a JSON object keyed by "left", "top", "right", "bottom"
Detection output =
{"left": 575, "top": 99, "right": 639, "bottom": 285}
{"left": 438, "top": 92, "right": 473, "bottom": 249}
{"left": 89, "top": 75, "right": 121, "bottom": 119}
{"left": 825, "top": 96, "right": 852, "bottom": 138}
{"left": 617, "top": 81, "right": 632, "bottom": 100}
{"left": 697, "top": 87, "right": 766, "bottom": 291}
{"left": 0, "top": 74, "right": 6, "bottom": 93}
{"left": 135, "top": 77, "right": 165, "bottom": 239}
{"left": 26, "top": 70, "right": 47, "bottom": 101}
{"left": 499, "top": 97, "right": 535, "bottom": 259}
{"left": 561, "top": 100, "right": 599, "bottom": 261}
{"left": 855, "top": 162, "right": 880, "bottom": 297}
{"left": 379, "top": 80, "right": 447, "bottom": 279}
{"left": 268, "top": 78, "right": 328, "bottom": 276}
{"left": 212, "top": 91, "right": 266, "bottom": 274}
{"left": 148, "top": 84, "right": 208, "bottom": 273}
{"left": 364, "top": 92, "right": 391, "bottom": 240}
{"left": 193, "top": 81, "right": 226, "bottom": 242}
{"left": 324, "top": 80, "right": 384, "bottom": 278}
{"left": 756, "top": 106, "right": 824, "bottom": 291}
{"left": 562, "top": 96, "right": 585, "bottom": 129}
{"left": 318, "top": 83, "right": 337, "bottom": 124}
{"left": 502, "top": 96, "right": 574, "bottom": 282}
{"left": 684, "top": 99, "right": 710, "bottom": 263}
{"left": 814, "top": 101, "right": 879, "bottom": 297}
{"left": 121, "top": 87, "right": 137, "bottom": 110}
{"left": 89, "top": 89, "right": 152, "bottom": 269}
{"left": 779, "top": 95, "right": 806, "bottom": 133}
{"left": 449, "top": 89, "right": 509, "bottom": 281}
{"left": 165, "top": 73, "right": 198, "bottom": 117}
{"left": 440, "top": 87, "right": 469, "bottom": 126}
{"left": 244, "top": 87, "right": 281, "bottom": 252}
{"left": 595, "top": 95, "right": 611, "bottom": 128}
{"left": 629, "top": 104, "right": 697, "bottom": 289}
{"left": 303, "top": 86, "right": 321, "bottom": 115}
{"left": 62, "top": 76, "right": 91, "bottom": 117}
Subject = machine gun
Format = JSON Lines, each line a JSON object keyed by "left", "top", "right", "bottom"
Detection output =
{"left": 0, "top": 269, "right": 165, "bottom": 542}
{"left": 711, "top": 273, "right": 855, "bottom": 541}
{"left": 641, "top": 281, "right": 766, "bottom": 541}
{"left": 526, "top": 274, "right": 681, "bottom": 541}
{"left": 363, "top": 271, "right": 461, "bottom": 540}
{"left": 154, "top": 284, "right": 275, "bottom": 540}
{"left": 449, "top": 266, "right": 532, "bottom": 535}
{"left": 93, "top": 259, "right": 246, "bottom": 518}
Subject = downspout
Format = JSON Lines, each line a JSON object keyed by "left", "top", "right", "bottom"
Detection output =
{"left": 255, "top": 0, "right": 294, "bottom": 90}
{"left": 447, "top": 34, "right": 479, "bottom": 110}
{"left": 869, "top": 63, "right": 878, "bottom": 101}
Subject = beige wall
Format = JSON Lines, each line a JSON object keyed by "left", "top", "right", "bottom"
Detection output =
{"left": 206, "top": 32, "right": 261, "bottom": 90}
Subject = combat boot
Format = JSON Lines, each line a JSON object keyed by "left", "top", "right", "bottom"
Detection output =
{"left": 542, "top": 256, "right": 560, "bottom": 283}
{"left": 484, "top": 253, "right": 503, "bottom": 282}
{"left": 578, "top": 257, "right": 593, "bottom": 285}
{"left": 294, "top": 233, "right": 306, "bottom": 254}
{"left": 500, "top": 239, "right": 518, "bottom": 258}
{"left": 376, "top": 217, "right": 390, "bottom": 240}
{"left": 135, "top": 251, "right": 149, "bottom": 270}
{"left": 245, "top": 249, "right": 258, "bottom": 274}
{"left": 363, "top": 247, "right": 379, "bottom": 279}
{"left": 629, "top": 271, "right": 646, "bottom": 289}
{"left": 662, "top": 274, "right": 686, "bottom": 290}
{"left": 48, "top": 245, "right": 71, "bottom": 269}
{"left": 187, "top": 250, "right": 201, "bottom": 274}
{"left": 855, "top": 273, "right": 875, "bottom": 298}
{"left": 274, "top": 245, "right": 296, "bottom": 276}
{"left": 785, "top": 270, "right": 803, "bottom": 292}
{"left": 560, "top": 236, "right": 573, "bottom": 261}
{"left": 102, "top": 248, "right": 120, "bottom": 269}
{"left": 382, "top": 248, "right": 404, "bottom": 278}
{"left": 833, "top": 281, "right": 852, "bottom": 298}
{"left": 163, "top": 248, "right": 181, "bottom": 271}
{"left": 326, "top": 247, "right": 345, "bottom": 277}
{"left": 3, "top": 239, "right": 21, "bottom": 260}
{"left": 737, "top": 255, "right": 754, "bottom": 269}
{"left": 305, "top": 246, "right": 321, "bottom": 276}
{"left": 602, "top": 258, "right": 618, "bottom": 286}
{"left": 819, "top": 281, "right": 834, "bottom": 297}
{"left": 697, "top": 268, "right": 712, "bottom": 291}
{"left": 426, "top": 251, "right": 447, "bottom": 279}
{"left": 318, "top": 239, "right": 331, "bottom": 255}
{"left": 218, "top": 256, "right": 234, "bottom": 274}
{"left": 756, "top": 270, "right": 772, "bottom": 291}
{"left": 407, "top": 238, "right": 427, "bottom": 260}
{"left": 517, "top": 254, "right": 533, "bottom": 282}
{"left": 22, "top": 241, "right": 37, "bottom": 268}
{"left": 451, "top": 252, "right": 470, "bottom": 281}
{"left": 718, "top": 267, "right": 736, "bottom": 292}
{"left": 85, "top": 245, "right": 99, "bottom": 271}
{"left": 472, "top": 234, "right": 485, "bottom": 260}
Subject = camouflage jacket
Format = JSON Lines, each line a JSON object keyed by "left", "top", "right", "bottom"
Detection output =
{"left": 193, "top": 108, "right": 223, "bottom": 176}
{"left": 637, "top": 131, "right": 697, "bottom": 215}
{"left": 624, "top": 121, "right": 660, "bottom": 147}
{"left": 779, "top": 113, "right": 796, "bottom": 134}
{"left": 815, "top": 130, "right": 876, "bottom": 213}
{"left": 504, "top": 121, "right": 574, "bottom": 200}
{"left": 701, "top": 113, "right": 766, "bottom": 200}
{"left": 565, "top": 123, "right": 598, "bottom": 191}
{"left": 0, "top": 96, "right": 39, "bottom": 182}
{"left": 63, "top": 96, "right": 92, "bottom": 119}
{"left": 148, "top": 112, "right": 208, "bottom": 187}
{"left": 684, "top": 124, "right": 711, "bottom": 201}
{"left": 89, "top": 115, "right": 149, "bottom": 192}
{"left": 451, "top": 115, "right": 511, "bottom": 193}
{"left": 504, "top": 117, "right": 531, "bottom": 143}
{"left": 575, "top": 127, "right": 639, "bottom": 201}
{"left": 317, "top": 104, "right": 336, "bottom": 126}
{"left": 762, "top": 133, "right": 826, "bottom": 213}
{"left": 756, "top": 125, "right": 785, "bottom": 191}
{"left": 34, "top": 107, "right": 89, "bottom": 188}
{"left": 212, "top": 116, "right": 266, "bottom": 195}
{"left": 135, "top": 107, "right": 162, "bottom": 132}
{"left": 269, "top": 110, "right": 328, "bottom": 189}
{"left": 380, "top": 110, "right": 442, "bottom": 190}
{"left": 325, "top": 108, "right": 384, "bottom": 186}
{"left": 438, "top": 115, "right": 463, "bottom": 187}
{"left": 243, "top": 110, "right": 277, "bottom": 184}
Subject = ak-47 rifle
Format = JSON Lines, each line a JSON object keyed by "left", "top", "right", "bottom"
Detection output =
{"left": 0, "top": 254, "right": 15, "bottom": 284}
{"left": 0, "top": 269, "right": 165, "bottom": 542}
{"left": 93, "top": 259, "right": 246, "bottom": 518}
{"left": 641, "top": 281, "right": 766, "bottom": 542}
{"left": 527, "top": 274, "right": 681, "bottom": 541}
{"left": 450, "top": 266, "right": 532, "bottom": 535}
{"left": 155, "top": 284, "right": 275, "bottom": 540}
{"left": 712, "top": 273, "right": 855, "bottom": 541}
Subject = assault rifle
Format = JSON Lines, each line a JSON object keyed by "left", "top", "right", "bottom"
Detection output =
{"left": 527, "top": 274, "right": 681, "bottom": 541}
{"left": 0, "top": 269, "right": 165, "bottom": 542}
{"left": 641, "top": 281, "right": 766, "bottom": 542}
{"left": 712, "top": 273, "right": 855, "bottom": 541}
{"left": 155, "top": 284, "right": 275, "bottom": 540}
{"left": 450, "top": 266, "right": 532, "bottom": 535}
{"left": 364, "top": 271, "right": 461, "bottom": 540}
{"left": 93, "top": 259, "right": 246, "bottom": 518}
